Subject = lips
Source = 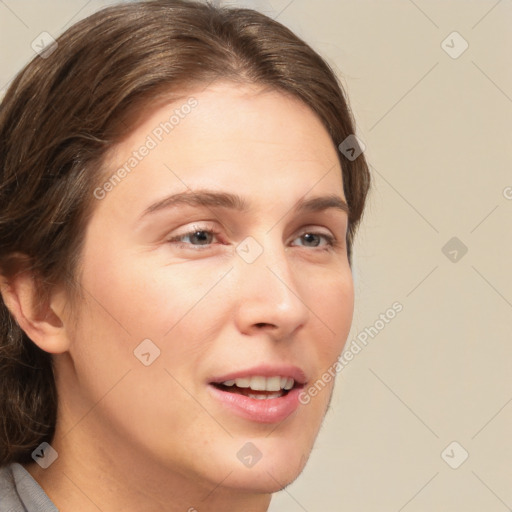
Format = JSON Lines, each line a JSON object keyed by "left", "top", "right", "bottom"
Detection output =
{"left": 208, "top": 365, "right": 307, "bottom": 423}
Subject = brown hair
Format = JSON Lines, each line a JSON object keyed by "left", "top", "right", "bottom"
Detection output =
{"left": 0, "top": 0, "right": 370, "bottom": 465}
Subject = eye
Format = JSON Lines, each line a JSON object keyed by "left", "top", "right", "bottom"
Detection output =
{"left": 292, "top": 231, "right": 336, "bottom": 249}
{"left": 167, "top": 226, "right": 222, "bottom": 249}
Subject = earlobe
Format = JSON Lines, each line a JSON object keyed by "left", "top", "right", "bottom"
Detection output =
{"left": 0, "top": 271, "right": 69, "bottom": 354}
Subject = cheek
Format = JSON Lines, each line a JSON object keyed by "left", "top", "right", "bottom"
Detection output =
{"left": 79, "top": 246, "right": 217, "bottom": 338}
{"left": 65, "top": 255, "right": 225, "bottom": 446}
{"left": 293, "top": 269, "right": 353, "bottom": 416}
{"left": 310, "top": 269, "right": 354, "bottom": 359}
{"left": 71, "top": 248, "right": 230, "bottom": 392}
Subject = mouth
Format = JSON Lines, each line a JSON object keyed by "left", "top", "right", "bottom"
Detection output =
{"left": 211, "top": 375, "right": 297, "bottom": 400}
{"left": 207, "top": 366, "right": 307, "bottom": 423}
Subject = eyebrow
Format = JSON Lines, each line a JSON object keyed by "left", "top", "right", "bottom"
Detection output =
{"left": 139, "top": 190, "right": 349, "bottom": 220}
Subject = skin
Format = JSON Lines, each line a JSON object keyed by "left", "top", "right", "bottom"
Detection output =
{"left": 2, "top": 81, "right": 354, "bottom": 511}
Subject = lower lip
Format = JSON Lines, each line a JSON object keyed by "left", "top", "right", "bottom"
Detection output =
{"left": 208, "top": 385, "right": 302, "bottom": 424}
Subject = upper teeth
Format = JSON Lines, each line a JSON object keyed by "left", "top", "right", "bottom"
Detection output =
{"left": 222, "top": 376, "right": 294, "bottom": 391}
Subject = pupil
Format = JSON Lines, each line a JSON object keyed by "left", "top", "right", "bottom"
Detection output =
{"left": 303, "top": 233, "right": 319, "bottom": 247}
{"left": 192, "top": 231, "right": 211, "bottom": 245}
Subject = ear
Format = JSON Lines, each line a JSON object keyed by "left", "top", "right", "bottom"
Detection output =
{"left": 0, "top": 270, "right": 70, "bottom": 354}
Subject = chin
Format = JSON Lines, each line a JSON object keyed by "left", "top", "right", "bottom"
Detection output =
{"left": 222, "top": 463, "right": 305, "bottom": 494}
{"left": 206, "top": 434, "right": 313, "bottom": 494}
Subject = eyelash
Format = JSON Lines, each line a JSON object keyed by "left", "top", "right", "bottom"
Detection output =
{"left": 167, "top": 225, "right": 339, "bottom": 251}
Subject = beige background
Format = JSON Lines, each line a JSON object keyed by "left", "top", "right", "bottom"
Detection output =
{"left": 1, "top": 1, "right": 511, "bottom": 510}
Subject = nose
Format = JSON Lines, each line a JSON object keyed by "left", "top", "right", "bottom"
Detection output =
{"left": 233, "top": 236, "right": 310, "bottom": 340}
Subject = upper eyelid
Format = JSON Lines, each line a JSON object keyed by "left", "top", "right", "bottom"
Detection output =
{"left": 172, "top": 223, "right": 335, "bottom": 236}
{"left": 168, "top": 226, "right": 218, "bottom": 240}
{"left": 156, "top": 205, "right": 346, "bottom": 233}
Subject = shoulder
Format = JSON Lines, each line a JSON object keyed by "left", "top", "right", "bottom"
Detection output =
{"left": 0, "top": 463, "right": 20, "bottom": 510}
{"left": 0, "top": 462, "right": 58, "bottom": 511}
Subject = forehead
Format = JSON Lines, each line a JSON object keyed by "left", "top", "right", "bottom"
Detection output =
{"left": 98, "top": 81, "right": 345, "bottom": 214}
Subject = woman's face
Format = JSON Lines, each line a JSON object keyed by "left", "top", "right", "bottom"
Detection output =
{"left": 61, "top": 81, "right": 354, "bottom": 493}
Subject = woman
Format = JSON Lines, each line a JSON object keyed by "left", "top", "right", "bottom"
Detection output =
{"left": 0, "top": 0, "right": 370, "bottom": 510}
